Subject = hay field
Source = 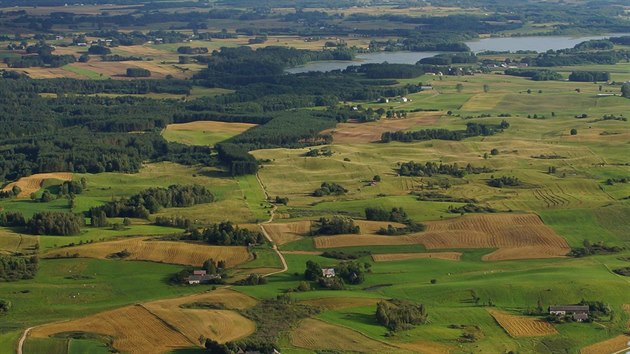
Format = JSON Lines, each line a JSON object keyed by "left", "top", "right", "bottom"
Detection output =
{"left": 291, "top": 318, "right": 402, "bottom": 353}
{"left": 163, "top": 121, "right": 257, "bottom": 147}
{"left": 262, "top": 221, "right": 312, "bottom": 245}
{"left": 0, "top": 231, "right": 38, "bottom": 254}
{"left": 488, "top": 309, "right": 558, "bottom": 337}
{"left": 42, "top": 237, "right": 251, "bottom": 267}
{"left": 156, "top": 288, "right": 258, "bottom": 310}
{"left": 580, "top": 335, "right": 630, "bottom": 354}
{"left": 300, "top": 297, "right": 381, "bottom": 310}
{"left": 31, "top": 305, "right": 194, "bottom": 354}
{"left": 315, "top": 214, "right": 570, "bottom": 261}
{"left": 142, "top": 304, "right": 255, "bottom": 344}
{"left": 372, "top": 252, "right": 462, "bottom": 262}
{"left": 324, "top": 112, "right": 441, "bottom": 144}
{"left": 11, "top": 67, "right": 86, "bottom": 79}
{"left": 31, "top": 289, "right": 257, "bottom": 352}
{"left": 2, "top": 172, "right": 72, "bottom": 198}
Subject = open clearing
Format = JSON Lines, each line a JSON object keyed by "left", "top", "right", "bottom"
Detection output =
{"left": 323, "top": 112, "right": 441, "bottom": 144}
{"left": 315, "top": 214, "right": 570, "bottom": 261}
{"left": 291, "top": 318, "right": 402, "bottom": 353}
{"left": 300, "top": 297, "right": 382, "bottom": 310}
{"left": 488, "top": 309, "right": 558, "bottom": 337}
{"left": 163, "top": 121, "right": 257, "bottom": 147}
{"left": 580, "top": 335, "right": 630, "bottom": 354}
{"left": 1, "top": 172, "right": 73, "bottom": 198}
{"left": 42, "top": 237, "right": 251, "bottom": 267}
{"left": 372, "top": 252, "right": 462, "bottom": 262}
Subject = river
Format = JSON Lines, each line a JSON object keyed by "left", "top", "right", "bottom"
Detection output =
{"left": 285, "top": 34, "right": 628, "bottom": 74}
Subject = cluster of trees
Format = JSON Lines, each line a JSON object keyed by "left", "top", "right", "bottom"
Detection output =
{"left": 487, "top": 176, "right": 522, "bottom": 188}
{"left": 0, "top": 255, "right": 38, "bottom": 281}
{"left": 365, "top": 207, "right": 409, "bottom": 223}
{"left": 0, "top": 186, "right": 21, "bottom": 199}
{"left": 188, "top": 221, "right": 266, "bottom": 246}
{"left": 348, "top": 63, "right": 424, "bottom": 79}
{"left": 26, "top": 212, "right": 84, "bottom": 235}
{"left": 569, "top": 240, "right": 622, "bottom": 257}
{"left": 304, "top": 260, "right": 368, "bottom": 290}
{"left": 523, "top": 51, "right": 629, "bottom": 67}
{"left": 90, "top": 184, "right": 214, "bottom": 221}
{"left": 448, "top": 204, "right": 497, "bottom": 214}
{"left": 0, "top": 299, "right": 10, "bottom": 314}
{"left": 154, "top": 216, "right": 195, "bottom": 229}
{"left": 311, "top": 216, "right": 359, "bottom": 235}
{"left": 398, "top": 161, "right": 492, "bottom": 178}
{"left": 376, "top": 299, "right": 428, "bottom": 331}
{"left": 235, "top": 273, "right": 268, "bottom": 286}
{"left": 381, "top": 121, "right": 509, "bottom": 143}
{"left": 4, "top": 43, "right": 76, "bottom": 68}
{"left": 504, "top": 69, "right": 562, "bottom": 81}
{"left": 177, "top": 46, "right": 209, "bottom": 54}
{"left": 418, "top": 53, "right": 478, "bottom": 65}
{"left": 126, "top": 68, "right": 151, "bottom": 78}
{"left": 623, "top": 84, "right": 630, "bottom": 99}
{"left": 0, "top": 212, "right": 26, "bottom": 227}
{"left": 313, "top": 182, "right": 348, "bottom": 197}
{"left": 568, "top": 71, "right": 610, "bottom": 82}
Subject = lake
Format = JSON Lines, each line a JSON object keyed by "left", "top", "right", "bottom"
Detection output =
{"left": 286, "top": 34, "right": 628, "bottom": 74}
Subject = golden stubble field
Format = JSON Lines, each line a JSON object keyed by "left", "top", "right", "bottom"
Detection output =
{"left": 42, "top": 237, "right": 251, "bottom": 267}
{"left": 1, "top": 172, "right": 72, "bottom": 198}
{"left": 30, "top": 289, "right": 257, "bottom": 353}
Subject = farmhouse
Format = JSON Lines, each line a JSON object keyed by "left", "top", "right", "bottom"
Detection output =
{"left": 322, "top": 268, "right": 336, "bottom": 278}
{"left": 187, "top": 272, "right": 221, "bottom": 285}
{"left": 549, "top": 305, "right": 590, "bottom": 321}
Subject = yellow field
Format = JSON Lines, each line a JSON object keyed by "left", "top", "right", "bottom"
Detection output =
{"left": 42, "top": 237, "right": 251, "bottom": 267}
{"left": 315, "top": 214, "right": 569, "bottom": 261}
{"left": 151, "top": 288, "right": 258, "bottom": 310}
{"left": 323, "top": 113, "right": 441, "bottom": 144}
{"left": 291, "top": 318, "right": 403, "bottom": 353}
{"left": 0, "top": 230, "right": 38, "bottom": 254}
{"left": 30, "top": 289, "right": 257, "bottom": 353}
{"left": 31, "top": 305, "right": 194, "bottom": 354}
{"left": 372, "top": 252, "right": 462, "bottom": 262}
{"left": 263, "top": 221, "right": 311, "bottom": 245}
{"left": 165, "top": 121, "right": 258, "bottom": 134}
{"left": 488, "top": 309, "right": 558, "bottom": 337}
{"left": 300, "top": 297, "right": 382, "bottom": 310}
{"left": 580, "top": 335, "right": 630, "bottom": 354}
{"left": 142, "top": 304, "right": 255, "bottom": 344}
{"left": 1, "top": 172, "right": 72, "bottom": 198}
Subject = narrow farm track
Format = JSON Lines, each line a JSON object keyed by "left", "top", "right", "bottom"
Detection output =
{"left": 17, "top": 326, "right": 34, "bottom": 354}
{"left": 254, "top": 173, "right": 288, "bottom": 277}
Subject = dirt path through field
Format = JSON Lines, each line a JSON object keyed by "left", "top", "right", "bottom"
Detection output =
{"left": 255, "top": 172, "right": 288, "bottom": 276}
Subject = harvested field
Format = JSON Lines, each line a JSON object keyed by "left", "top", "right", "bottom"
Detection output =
{"left": 315, "top": 214, "right": 570, "bottom": 261}
{"left": 262, "top": 221, "right": 312, "bottom": 245}
{"left": 2, "top": 172, "right": 72, "bottom": 198}
{"left": 323, "top": 113, "right": 441, "bottom": 144}
{"left": 396, "top": 340, "right": 454, "bottom": 354}
{"left": 315, "top": 234, "right": 416, "bottom": 248}
{"left": 580, "top": 335, "right": 630, "bottom": 354}
{"left": 488, "top": 309, "right": 558, "bottom": 337}
{"left": 13, "top": 67, "right": 85, "bottom": 79}
{"left": 482, "top": 246, "right": 569, "bottom": 261}
{"left": 372, "top": 252, "right": 462, "bottom": 262}
{"left": 0, "top": 231, "right": 38, "bottom": 254}
{"left": 142, "top": 304, "right": 255, "bottom": 344}
{"left": 291, "top": 318, "right": 400, "bottom": 353}
{"left": 42, "top": 237, "right": 250, "bottom": 267}
{"left": 165, "top": 121, "right": 257, "bottom": 134}
{"left": 31, "top": 305, "right": 194, "bottom": 354}
{"left": 300, "top": 297, "right": 382, "bottom": 310}
{"left": 155, "top": 288, "right": 257, "bottom": 310}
